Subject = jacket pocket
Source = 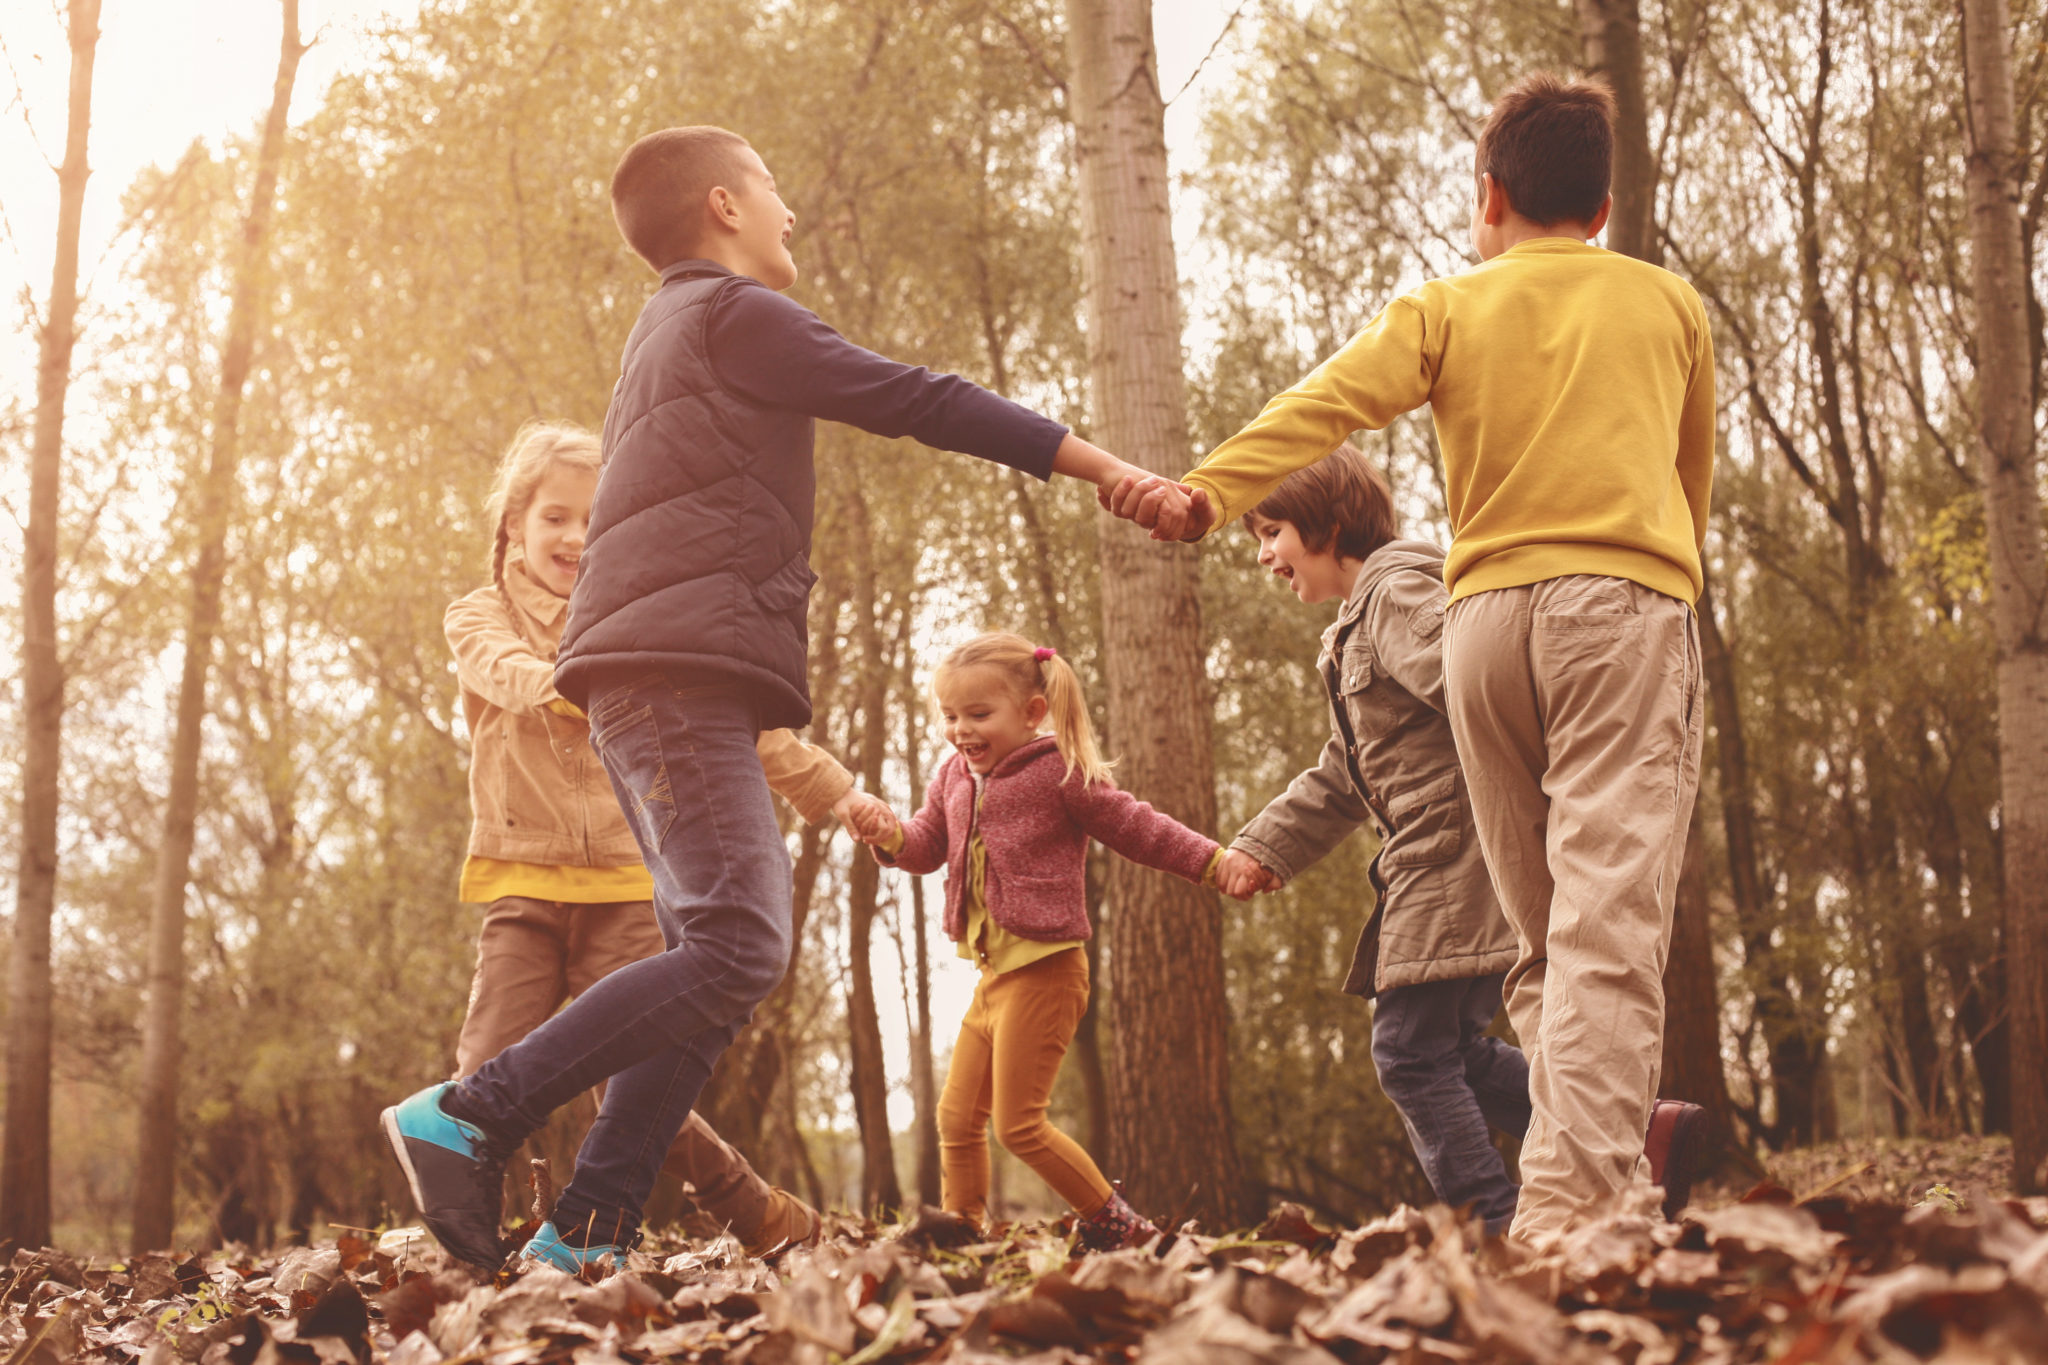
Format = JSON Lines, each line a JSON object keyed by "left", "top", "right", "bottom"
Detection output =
{"left": 988, "top": 872, "right": 1086, "bottom": 938}
{"left": 1338, "top": 639, "right": 1398, "bottom": 741}
{"left": 1380, "top": 772, "right": 1463, "bottom": 869}
{"left": 751, "top": 556, "right": 819, "bottom": 615}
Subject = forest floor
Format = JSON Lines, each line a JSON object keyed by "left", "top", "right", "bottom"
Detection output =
{"left": 6, "top": 1136, "right": 2046, "bottom": 1365}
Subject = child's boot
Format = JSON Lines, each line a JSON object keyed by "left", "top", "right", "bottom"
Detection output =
{"left": 1645, "top": 1099, "right": 1709, "bottom": 1220}
{"left": 1075, "top": 1186, "right": 1158, "bottom": 1252}
{"left": 381, "top": 1081, "right": 517, "bottom": 1267}
{"left": 737, "top": 1188, "right": 821, "bottom": 1258}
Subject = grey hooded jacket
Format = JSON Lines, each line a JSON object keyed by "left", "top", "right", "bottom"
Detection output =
{"left": 1233, "top": 539, "right": 1517, "bottom": 997}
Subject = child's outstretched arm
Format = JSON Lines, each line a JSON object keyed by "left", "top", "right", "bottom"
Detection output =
{"left": 1111, "top": 300, "right": 1435, "bottom": 542}
{"left": 755, "top": 727, "right": 889, "bottom": 834}
{"left": 869, "top": 765, "right": 953, "bottom": 876}
{"left": 445, "top": 593, "right": 561, "bottom": 714}
{"left": 1232, "top": 736, "right": 1374, "bottom": 889}
{"left": 1058, "top": 776, "right": 1221, "bottom": 887}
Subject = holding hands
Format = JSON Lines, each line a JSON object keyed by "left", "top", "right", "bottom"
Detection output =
{"left": 831, "top": 790, "right": 901, "bottom": 846}
{"left": 1100, "top": 472, "right": 1217, "bottom": 543}
{"left": 1216, "top": 848, "right": 1278, "bottom": 901}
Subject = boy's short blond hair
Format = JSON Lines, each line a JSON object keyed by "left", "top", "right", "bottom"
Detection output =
{"left": 610, "top": 126, "right": 754, "bottom": 271}
{"left": 1246, "top": 443, "right": 1397, "bottom": 562}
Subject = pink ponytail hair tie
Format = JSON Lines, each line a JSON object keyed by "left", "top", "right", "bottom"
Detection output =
{"left": 1034, "top": 646, "right": 1057, "bottom": 662}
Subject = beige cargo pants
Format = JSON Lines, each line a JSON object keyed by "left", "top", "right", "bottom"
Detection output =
{"left": 1442, "top": 576, "right": 1703, "bottom": 1246}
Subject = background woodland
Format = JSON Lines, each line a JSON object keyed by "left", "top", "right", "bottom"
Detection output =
{"left": 1, "top": 0, "right": 2045, "bottom": 1256}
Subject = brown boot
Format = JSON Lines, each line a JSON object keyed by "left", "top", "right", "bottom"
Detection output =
{"left": 742, "top": 1187, "right": 821, "bottom": 1258}
{"left": 1644, "top": 1100, "right": 1709, "bottom": 1221}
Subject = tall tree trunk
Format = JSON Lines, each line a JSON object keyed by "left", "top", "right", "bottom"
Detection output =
{"left": 1659, "top": 806, "right": 1734, "bottom": 1130}
{"left": 1581, "top": 0, "right": 1729, "bottom": 1133}
{"left": 1, "top": 0, "right": 100, "bottom": 1255}
{"left": 903, "top": 665, "right": 942, "bottom": 1208}
{"left": 1066, "top": 0, "right": 1242, "bottom": 1227}
{"left": 1574, "top": 0, "right": 1656, "bottom": 262}
{"left": 131, "top": 0, "right": 305, "bottom": 1252}
{"left": 842, "top": 487, "right": 902, "bottom": 1213}
{"left": 1960, "top": 0, "right": 2048, "bottom": 1195}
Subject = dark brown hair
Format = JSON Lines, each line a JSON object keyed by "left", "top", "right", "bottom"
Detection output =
{"left": 610, "top": 126, "right": 754, "bottom": 271}
{"left": 1245, "top": 442, "right": 1397, "bottom": 562}
{"left": 1475, "top": 73, "right": 1615, "bottom": 226}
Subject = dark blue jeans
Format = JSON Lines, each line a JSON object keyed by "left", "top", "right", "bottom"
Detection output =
{"left": 1370, "top": 971, "right": 1529, "bottom": 1233}
{"left": 450, "top": 678, "right": 793, "bottom": 1245}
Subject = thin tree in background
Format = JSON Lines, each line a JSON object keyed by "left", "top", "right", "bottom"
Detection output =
{"left": 1066, "top": 0, "right": 1243, "bottom": 1226}
{"left": 1, "top": 0, "right": 102, "bottom": 1254}
{"left": 131, "top": 0, "right": 307, "bottom": 1252}
{"left": 1578, "top": 0, "right": 1734, "bottom": 1138}
{"left": 1958, "top": 0, "right": 2048, "bottom": 1194}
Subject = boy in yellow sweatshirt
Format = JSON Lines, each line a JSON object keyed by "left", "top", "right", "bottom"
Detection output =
{"left": 1114, "top": 74, "right": 1713, "bottom": 1247}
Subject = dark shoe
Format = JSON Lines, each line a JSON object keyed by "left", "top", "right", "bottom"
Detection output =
{"left": 520, "top": 1220, "right": 627, "bottom": 1274}
{"left": 1644, "top": 1099, "right": 1709, "bottom": 1220}
{"left": 381, "top": 1082, "right": 516, "bottom": 1267}
{"left": 1075, "top": 1186, "right": 1158, "bottom": 1252}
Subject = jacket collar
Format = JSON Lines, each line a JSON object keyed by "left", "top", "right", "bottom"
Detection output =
{"left": 983, "top": 733, "right": 1061, "bottom": 780}
{"left": 1328, "top": 539, "right": 1449, "bottom": 637}
{"left": 659, "top": 257, "right": 737, "bottom": 286}
{"left": 502, "top": 554, "right": 569, "bottom": 628}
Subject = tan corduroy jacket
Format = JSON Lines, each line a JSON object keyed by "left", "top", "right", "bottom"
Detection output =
{"left": 1233, "top": 540, "right": 1517, "bottom": 998}
{"left": 446, "top": 556, "right": 854, "bottom": 865}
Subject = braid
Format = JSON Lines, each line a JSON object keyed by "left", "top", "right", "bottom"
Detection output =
{"left": 491, "top": 519, "right": 513, "bottom": 612}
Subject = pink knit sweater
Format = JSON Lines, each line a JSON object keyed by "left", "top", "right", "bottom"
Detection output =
{"left": 879, "top": 734, "right": 1220, "bottom": 943}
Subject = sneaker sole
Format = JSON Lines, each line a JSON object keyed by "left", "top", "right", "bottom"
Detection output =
{"left": 381, "top": 1104, "right": 430, "bottom": 1217}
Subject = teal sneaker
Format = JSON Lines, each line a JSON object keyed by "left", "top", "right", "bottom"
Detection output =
{"left": 521, "top": 1220, "right": 627, "bottom": 1274}
{"left": 380, "top": 1082, "right": 514, "bottom": 1267}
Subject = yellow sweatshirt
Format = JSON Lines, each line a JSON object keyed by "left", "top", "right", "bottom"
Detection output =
{"left": 1183, "top": 238, "right": 1716, "bottom": 605}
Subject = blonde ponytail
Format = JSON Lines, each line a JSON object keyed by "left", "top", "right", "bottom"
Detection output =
{"left": 934, "top": 632, "right": 1116, "bottom": 786}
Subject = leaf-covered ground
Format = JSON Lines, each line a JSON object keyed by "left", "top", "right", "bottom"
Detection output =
{"left": 10, "top": 1180, "right": 2048, "bottom": 1365}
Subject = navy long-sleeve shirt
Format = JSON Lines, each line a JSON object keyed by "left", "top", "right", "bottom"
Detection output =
{"left": 698, "top": 269, "right": 1067, "bottom": 481}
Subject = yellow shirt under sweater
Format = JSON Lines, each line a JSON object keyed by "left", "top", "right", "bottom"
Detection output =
{"left": 457, "top": 859, "right": 654, "bottom": 905}
{"left": 1183, "top": 238, "right": 1716, "bottom": 605}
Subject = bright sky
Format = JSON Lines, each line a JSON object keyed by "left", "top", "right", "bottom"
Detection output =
{"left": 1, "top": 0, "right": 1251, "bottom": 1180}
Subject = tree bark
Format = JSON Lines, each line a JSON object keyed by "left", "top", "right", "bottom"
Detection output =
{"left": 842, "top": 486, "right": 902, "bottom": 1214}
{"left": 1, "top": 0, "right": 100, "bottom": 1255}
{"left": 1960, "top": 0, "right": 2048, "bottom": 1194}
{"left": 1659, "top": 805, "right": 1734, "bottom": 1132}
{"left": 903, "top": 665, "right": 942, "bottom": 1208}
{"left": 1574, "top": 0, "right": 1656, "bottom": 262}
{"left": 131, "top": 0, "right": 305, "bottom": 1252}
{"left": 1066, "top": 0, "right": 1242, "bottom": 1227}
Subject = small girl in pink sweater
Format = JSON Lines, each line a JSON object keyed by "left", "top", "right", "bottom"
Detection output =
{"left": 869, "top": 631, "right": 1224, "bottom": 1250}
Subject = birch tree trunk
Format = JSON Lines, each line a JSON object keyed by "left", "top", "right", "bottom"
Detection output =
{"left": 1066, "top": 0, "right": 1242, "bottom": 1227}
{"left": 1959, "top": 0, "right": 2048, "bottom": 1193}
{"left": 131, "top": 0, "right": 306, "bottom": 1252}
{"left": 1, "top": 0, "right": 100, "bottom": 1255}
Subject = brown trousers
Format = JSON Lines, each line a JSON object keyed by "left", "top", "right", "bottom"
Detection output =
{"left": 937, "top": 949, "right": 1113, "bottom": 1222}
{"left": 454, "top": 896, "right": 772, "bottom": 1236}
{"left": 1442, "top": 576, "right": 1703, "bottom": 1245}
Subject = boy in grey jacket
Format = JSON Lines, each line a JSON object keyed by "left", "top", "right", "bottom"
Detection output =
{"left": 1218, "top": 445, "right": 1706, "bottom": 1232}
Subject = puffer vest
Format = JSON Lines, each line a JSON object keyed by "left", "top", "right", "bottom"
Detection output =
{"left": 556, "top": 261, "right": 819, "bottom": 729}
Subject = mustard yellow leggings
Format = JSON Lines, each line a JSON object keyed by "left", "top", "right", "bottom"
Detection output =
{"left": 937, "top": 948, "right": 1114, "bottom": 1221}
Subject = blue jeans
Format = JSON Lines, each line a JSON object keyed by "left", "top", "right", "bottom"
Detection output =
{"left": 450, "top": 678, "right": 793, "bottom": 1244}
{"left": 1370, "top": 971, "right": 1529, "bottom": 1233}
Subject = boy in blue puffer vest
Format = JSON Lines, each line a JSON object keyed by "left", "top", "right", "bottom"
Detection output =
{"left": 382, "top": 126, "right": 1151, "bottom": 1270}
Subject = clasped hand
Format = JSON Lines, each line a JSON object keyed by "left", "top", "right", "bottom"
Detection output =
{"left": 1216, "top": 848, "right": 1278, "bottom": 901}
{"left": 1096, "top": 470, "right": 1217, "bottom": 543}
{"left": 831, "top": 790, "right": 901, "bottom": 845}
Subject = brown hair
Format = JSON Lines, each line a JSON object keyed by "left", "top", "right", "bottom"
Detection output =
{"left": 1475, "top": 73, "right": 1615, "bottom": 227}
{"left": 485, "top": 420, "right": 602, "bottom": 601}
{"left": 1245, "top": 442, "right": 1397, "bottom": 562}
{"left": 933, "top": 632, "right": 1114, "bottom": 785}
{"left": 610, "top": 126, "right": 755, "bottom": 271}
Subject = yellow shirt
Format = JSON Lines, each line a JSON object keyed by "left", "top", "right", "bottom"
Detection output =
{"left": 1183, "top": 238, "right": 1716, "bottom": 605}
{"left": 458, "top": 858, "right": 653, "bottom": 905}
